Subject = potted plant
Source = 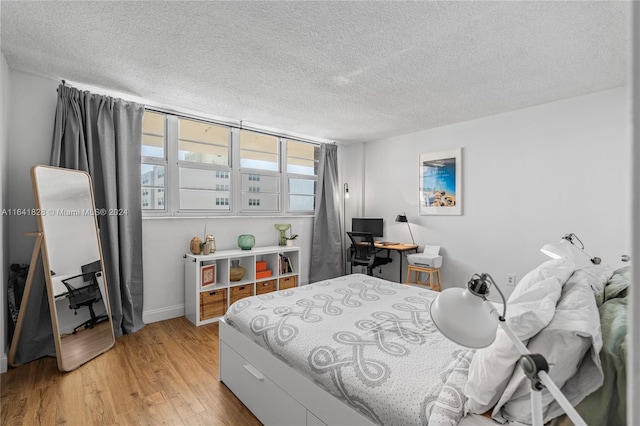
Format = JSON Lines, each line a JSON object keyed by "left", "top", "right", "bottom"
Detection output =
{"left": 285, "top": 233, "right": 298, "bottom": 247}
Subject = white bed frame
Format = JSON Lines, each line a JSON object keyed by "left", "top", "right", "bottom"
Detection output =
{"left": 219, "top": 318, "right": 494, "bottom": 426}
{"left": 219, "top": 317, "right": 373, "bottom": 426}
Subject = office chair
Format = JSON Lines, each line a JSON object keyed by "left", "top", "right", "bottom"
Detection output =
{"left": 347, "top": 231, "right": 392, "bottom": 276}
{"left": 62, "top": 272, "right": 109, "bottom": 334}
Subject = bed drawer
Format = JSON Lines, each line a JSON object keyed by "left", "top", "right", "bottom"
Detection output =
{"left": 230, "top": 284, "right": 254, "bottom": 305}
{"left": 220, "top": 341, "right": 306, "bottom": 426}
{"left": 279, "top": 275, "right": 297, "bottom": 290}
{"left": 199, "top": 289, "right": 226, "bottom": 320}
{"left": 256, "top": 279, "right": 276, "bottom": 295}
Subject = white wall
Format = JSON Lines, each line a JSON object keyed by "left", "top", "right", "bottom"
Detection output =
{"left": 7, "top": 71, "right": 58, "bottom": 263}
{"left": 362, "top": 87, "right": 631, "bottom": 297}
{"left": 337, "top": 142, "right": 365, "bottom": 271}
{"left": 1, "top": 53, "right": 10, "bottom": 372}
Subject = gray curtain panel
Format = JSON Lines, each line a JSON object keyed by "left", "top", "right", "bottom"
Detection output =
{"left": 310, "top": 143, "right": 344, "bottom": 282}
{"left": 11, "top": 265, "right": 57, "bottom": 364}
{"left": 50, "top": 83, "right": 145, "bottom": 337}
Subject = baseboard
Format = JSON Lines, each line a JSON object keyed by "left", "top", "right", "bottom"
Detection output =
{"left": 1, "top": 354, "right": 7, "bottom": 373}
{"left": 142, "top": 304, "right": 184, "bottom": 324}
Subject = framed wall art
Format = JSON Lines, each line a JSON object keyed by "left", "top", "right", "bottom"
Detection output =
{"left": 201, "top": 264, "right": 216, "bottom": 287}
{"left": 419, "top": 148, "right": 462, "bottom": 215}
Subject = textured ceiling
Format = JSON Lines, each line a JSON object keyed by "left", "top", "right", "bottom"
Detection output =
{"left": 0, "top": 1, "right": 630, "bottom": 144}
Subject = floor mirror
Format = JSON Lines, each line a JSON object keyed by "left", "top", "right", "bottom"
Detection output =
{"left": 9, "top": 165, "right": 115, "bottom": 371}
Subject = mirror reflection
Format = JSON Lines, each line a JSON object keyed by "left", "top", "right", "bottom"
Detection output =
{"left": 33, "top": 165, "right": 115, "bottom": 371}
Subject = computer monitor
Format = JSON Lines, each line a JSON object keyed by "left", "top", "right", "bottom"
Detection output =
{"left": 351, "top": 218, "right": 384, "bottom": 238}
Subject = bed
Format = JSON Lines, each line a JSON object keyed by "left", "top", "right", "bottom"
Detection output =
{"left": 219, "top": 262, "right": 627, "bottom": 426}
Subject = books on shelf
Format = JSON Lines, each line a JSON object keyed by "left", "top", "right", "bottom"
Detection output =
{"left": 279, "top": 253, "right": 293, "bottom": 274}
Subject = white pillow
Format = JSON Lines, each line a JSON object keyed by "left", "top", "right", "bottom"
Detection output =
{"left": 494, "top": 273, "right": 603, "bottom": 424}
{"left": 508, "top": 257, "right": 576, "bottom": 302}
{"left": 465, "top": 258, "right": 575, "bottom": 415}
{"left": 571, "top": 264, "right": 614, "bottom": 306}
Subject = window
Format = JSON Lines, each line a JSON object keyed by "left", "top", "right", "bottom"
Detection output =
{"left": 240, "top": 172, "right": 279, "bottom": 211}
{"left": 178, "top": 118, "right": 231, "bottom": 211}
{"left": 179, "top": 119, "right": 229, "bottom": 165}
{"left": 240, "top": 131, "right": 279, "bottom": 171}
{"left": 239, "top": 130, "right": 280, "bottom": 212}
{"left": 286, "top": 139, "right": 319, "bottom": 213}
{"left": 141, "top": 111, "right": 166, "bottom": 211}
{"left": 142, "top": 111, "right": 165, "bottom": 159}
{"left": 140, "top": 110, "right": 320, "bottom": 216}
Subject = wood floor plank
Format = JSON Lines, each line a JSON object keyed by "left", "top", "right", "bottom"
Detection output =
{"left": 53, "top": 368, "right": 86, "bottom": 425}
{"left": 0, "top": 393, "right": 27, "bottom": 426}
{"left": 1, "top": 318, "right": 260, "bottom": 426}
{"left": 21, "top": 386, "right": 57, "bottom": 425}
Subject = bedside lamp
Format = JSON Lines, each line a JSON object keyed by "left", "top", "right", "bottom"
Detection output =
{"left": 430, "top": 273, "right": 587, "bottom": 426}
{"left": 540, "top": 233, "right": 601, "bottom": 265}
{"left": 395, "top": 212, "right": 415, "bottom": 245}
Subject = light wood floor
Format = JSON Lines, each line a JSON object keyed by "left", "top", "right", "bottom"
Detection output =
{"left": 1, "top": 318, "right": 261, "bottom": 426}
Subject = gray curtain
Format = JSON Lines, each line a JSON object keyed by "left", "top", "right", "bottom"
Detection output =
{"left": 11, "top": 264, "right": 56, "bottom": 364}
{"left": 50, "top": 83, "right": 144, "bottom": 337}
{"left": 310, "top": 143, "right": 344, "bottom": 282}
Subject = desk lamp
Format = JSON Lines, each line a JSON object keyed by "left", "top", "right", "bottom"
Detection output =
{"left": 430, "top": 273, "right": 587, "bottom": 426}
{"left": 395, "top": 213, "right": 415, "bottom": 245}
{"left": 540, "top": 233, "right": 601, "bottom": 265}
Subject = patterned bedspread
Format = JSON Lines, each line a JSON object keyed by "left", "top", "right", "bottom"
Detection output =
{"left": 224, "top": 274, "right": 474, "bottom": 426}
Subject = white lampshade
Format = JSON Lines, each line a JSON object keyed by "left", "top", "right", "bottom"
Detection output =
{"left": 540, "top": 239, "right": 574, "bottom": 260}
{"left": 430, "top": 288, "right": 498, "bottom": 349}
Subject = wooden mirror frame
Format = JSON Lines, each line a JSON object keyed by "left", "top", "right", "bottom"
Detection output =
{"left": 8, "top": 165, "right": 115, "bottom": 371}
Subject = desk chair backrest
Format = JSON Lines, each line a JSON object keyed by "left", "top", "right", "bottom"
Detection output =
{"left": 347, "top": 231, "right": 377, "bottom": 267}
{"left": 62, "top": 272, "right": 110, "bottom": 333}
{"left": 62, "top": 273, "right": 101, "bottom": 311}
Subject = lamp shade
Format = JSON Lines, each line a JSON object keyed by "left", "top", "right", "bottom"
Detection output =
{"left": 541, "top": 234, "right": 601, "bottom": 267}
{"left": 540, "top": 239, "right": 574, "bottom": 260}
{"left": 430, "top": 288, "right": 498, "bottom": 348}
{"left": 395, "top": 214, "right": 408, "bottom": 223}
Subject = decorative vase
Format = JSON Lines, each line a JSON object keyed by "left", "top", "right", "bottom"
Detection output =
{"left": 274, "top": 224, "right": 291, "bottom": 246}
{"left": 204, "top": 234, "right": 216, "bottom": 254}
{"left": 238, "top": 234, "right": 255, "bottom": 250}
{"left": 190, "top": 237, "right": 202, "bottom": 255}
{"left": 230, "top": 259, "right": 246, "bottom": 282}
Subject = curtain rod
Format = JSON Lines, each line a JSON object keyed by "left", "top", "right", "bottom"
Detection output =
{"left": 144, "top": 105, "right": 331, "bottom": 146}
{"left": 55, "top": 80, "right": 333, "bottom": 145}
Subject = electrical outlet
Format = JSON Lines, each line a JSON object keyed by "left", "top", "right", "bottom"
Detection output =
{"left": 506, "top": 274, "right": 517, "bottom": 286}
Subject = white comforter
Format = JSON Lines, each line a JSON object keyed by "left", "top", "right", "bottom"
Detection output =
{"left": 225, "top": 274, "right": 474, "bottom": 426}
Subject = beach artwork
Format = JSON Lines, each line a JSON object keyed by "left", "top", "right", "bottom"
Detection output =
{"left": 420, "top": 148, "right": 462, "bottom": 215}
